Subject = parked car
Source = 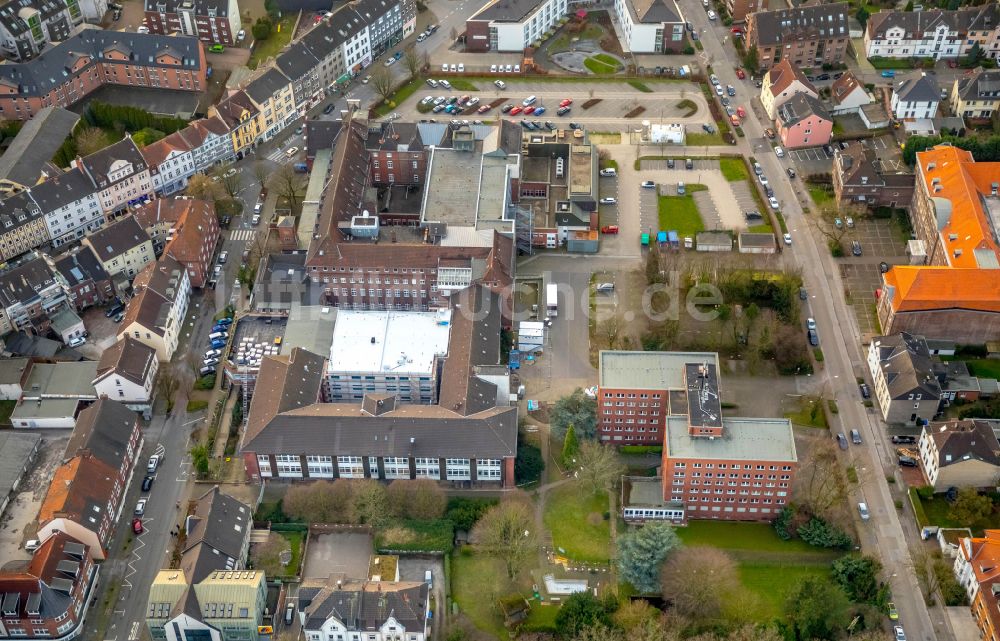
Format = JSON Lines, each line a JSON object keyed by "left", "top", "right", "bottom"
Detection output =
{"left": 667, "top": 158, "right": 675, "bottom": 169}
{"left": 898, "top": 455, "right": 918, "bottom": 467}
{"left": 600, "top": 197, "right": 617, "bottom": 204}
{"left": 132, "top": 518, "right": 143, "bottom": 535}
{"left": 726, "top": 85, "right": 735, "bottom": 96}
{"left": 859, "top": 383, "right": 871, "bottom": 399}
{"left": 641, "top": 180, "right": 656, "bottom": 189}
{"left": 685, "top": 158, "right": 694, "bottom": 169}
{"left": 557, "top": 106, "right": 571, "bottom": 116}
{"left": 891, "top": 435, "right": 917, "bottom": 444}
{"left": 510, "top": 106, "right": 523, "bottom": 115}
{"left": 881, "top": 70, "right": 896, "bottom": 78}
{"left": 764, "top": 127, "right": 776, "bottom": 139}
{"left": 135, "top": 498, "right": 147, "bottom": 516}
{"left": 495, "top": 79, "right": 506, "bottom": 89}
{"left": 851, "top": 429, "right": 862, "bottom": 445}
{"left": 601, "top": 225, "right": 619, "bottom": 234}
{"left": 736, "top": 68, "right": 745, "bottom": 79}
{"left": 68, "top": 336, "right": 86, "bottom": 348}
{"left": 439, "top": 79, "right": 451, "bottom": 89}
{"left": 786, "top": 167, "right": 796, "bottom": 178}
{"left": 142, "top": 476, "right": 154, "bottom": 492}
{"left": 887, "top": 603, "right": 898, "bottom": 621}
{"left": 25, "top": 539, "right": 41, "bottom": 552}
{"left": 808, "top": 328, "right": 819, "bottom": 346}
{"left": 113, "top": 311, "right": 125, "bottom": 323}
{"left": 677, "top": 182, "right": 686, "bottom": 195}
{"left": 893, "top": 626, "right": 906, "bottom": 641}
{"left": 707, "top": 9, "right": 717, "bottom": 19}
{"left": 768, "top": 196, "right": 780, "bottom": 210}
{"left": 852, "top": 240, "right": 863, "bottom": 256}
{"left": 559, "top": 98, "right": 573, "bottom": 107}
{"left": 534, "top": 106, "right": 546, "bottom": 115}
{"left": 522, "top": 95, "right": 537, "bottom": 106}
{"left": 836, "top": 433, "right": 848, "bottom": 450}
{"left": 783, "top": 233, "right": 792, "bottom": 245}
{"left": 147, "top": 455, "right": 160, "bottom": 472}
{"left": 858, "top": 502, "right": 870, "bottom": 520}
{"left": 599, "top": 168, "right": 617, "bottom": 177}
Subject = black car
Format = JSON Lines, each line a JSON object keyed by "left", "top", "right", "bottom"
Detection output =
{"left": 141, "top": 476, "right": 154, "bottom": 491}
{"left": 891, "top": 435, "right": 917, "bottom": 444}
{"left": 667, "top": 158, "right": 675, "bottom": 169}
{"left": 816, "top": 73, "right": 831, "bottom": 81}
{"left": 787, "top": 167, "right": 797, "bottom": 179}
{"left": 808, "top": 328, "right": 819, "bottom": 346}
{"left": 898, "top": 456, "right": 918, "bottom": 467}
{"left": 569, "top": 122, "right": 581, "bottom": 130}
{"left": 685, "top": 158, "right": 694, "bottom": 169}
{"left": 323, "top": 103, "right": 335, "bottom": 114}
{"left": 824, "top": 144, "right": 835, "bottom": 157}
{"left": 799, "top": 287, "right": 807, "bottom": 300}
{"left": 545, "top": 121, "right": 556, "bottom": 130}
{"left": 502, "top": 104, "right": 514, "bottom": 113}
{"left": 859, "top": 383, "right": 871, "bottom": 399}
{"left": 105, "top": 304, "right": 123, "bottom": 318}
{"left": 833, "top": 72, "right": 844, "bottom": 79}
{"left": 702, "top": 123, "right": 715, "bottom": 134}
{"left": 852, "top": 240, "right": 863, "bottom": 256}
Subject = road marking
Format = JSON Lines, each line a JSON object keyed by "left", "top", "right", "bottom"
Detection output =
{"left": 231, "top": 229, "right": 258, "bottom": 242}
{"left": 129, "top": 622, "right": 140, "bottom": 641}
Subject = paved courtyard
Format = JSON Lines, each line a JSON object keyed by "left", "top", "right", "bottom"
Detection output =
{"left": 836, "top": 217, "right": 908, "bottom": 337}
{"left": 302, "top": 531, "right": 373, "bottom": 580}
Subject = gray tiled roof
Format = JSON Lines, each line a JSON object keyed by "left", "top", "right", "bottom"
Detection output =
{"left": 626, "top": 0, "right": 682, "bottom": 24}
{"left": 301, "top": 580, "right": 428, "bottom": 632}
{"left": 750, "top": 2, "right": 849, "bottom": 47}
{"left": 0, "top": 188, "right": 44, "bottom": 234}
{"left": 142, "top": 0, "right": 232, "bottom": 17}
{"left": 65, "top": 399, "right": 137, "bottom": 470}
{"left": 244, "top": 68, "right": 291, "bottom": 105}
{"left": 471, "top": 0, "right": 548, "bottom": 22}
{"left": 0, "top": 107, "right": 79, "bottom": 188}
{"left": 85, "top": 216, "right": 150, "bottom": 262}
{"left": 777, "top": 92, "right": 831, "bottom": 127}
{"left": 51, "top": 245, "right": 109, "bottom": 288}
{"left": 956, "top": 69, "right": 1000, "bottom": 103}
{"left": 0, "top": 256, "right": 56, "bottom": 307}
{"left": 0, "top": 29, "right": 204, "bottom": 97}
{"left": 274, "top": 41, "right": 319, "bottom": 82}
{"left": 80, "top": 136, "right": 147, "bottom": 188}
{"left": 866, "top": 4, "right": 1000, "bottom": 39}
{"left": 0, "top": 0, "right": 70, "bottom": 36}
{"left": 895, "top": 74, "right": 940, "bottom": 104}
{"left": 872, "top": 332, "right": 942, "bottom": 400}
{"left": 95, "top": 335, "right": 156, "bottom": 387}
{"left": 26, "top": 168, "right": 96, "bottom": 213}
{"left": 927, "top": 419, "right": 1000, "bottom": 469}
{"left": 182, "top": 486, "right": 251, "bottom": 582}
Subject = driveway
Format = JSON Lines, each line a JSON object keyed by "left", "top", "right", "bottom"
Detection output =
{"left": 302, "top": 531, "right": 373, "bottom": 579}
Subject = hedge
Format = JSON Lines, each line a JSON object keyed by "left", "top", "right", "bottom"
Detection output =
{"left": 271, "top": 522, "right": 309, "bottom": 532}
{"left": 620, "top": 445, "right": 663, "bottom": 455}
{"left": 908, "top": 488, "right": 930, "bottom": 527}
{"left": 375, "top": 519, "right": 454, "bottom": 553}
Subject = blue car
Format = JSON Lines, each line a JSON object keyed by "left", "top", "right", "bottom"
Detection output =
{"left": 534, "top": 106, "right": 546, "bottom": 115}
{"left": 881, "top": 70, "right": 895, "bottom": 78}
{"left": 211, "top": 325, "right": 227, "bottom": 333}
{"left": 215, "top": 317, "right": 233, "bottom": 326}
{"left": 210, "top": 339, "right": 226, "bottom": 349}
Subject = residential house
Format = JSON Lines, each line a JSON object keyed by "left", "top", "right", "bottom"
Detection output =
{"left": 0, "top": 189, "right": 49, "bottom": 262}
{"left": 0, "top": 255, "right": 66, "bottom": 334}
{"left": 864, "top": 5, "right": 1000, "bottom": 61}
{"left": 180, "top": 115, "right": 236, "bottom": 172}
{"left": 951, "top": 68, "right": 1000, "bottom": 122}
{"left": 829, "top": 70, "right": 872, "bottom": 115}
{"left": 77, "top": 135, "right": 154, "bottom": 218}
{"left": 82, "top": 216, "right": 156, "bottom": 280}
{"left": 93, "top": 336, "right": 158, "bottom": 415}
{"left": 298, "top": 579, "right": 429, "bottom": 641}
{"left": 919, "top": 419, "right": 1000, "bottom": 491}
{"left": 727, "top": 0, "right": 765, "bottom": 23}
{"left": 955, "top": 530, "right": 1000, "bottom": 641}
{"left": 64, "top": 398, "right": 143, "bottom": 487}
{"left": 117, "top": 254, "right": 191, "bottom": 361}
{"left": 0, "top": 357, "right": 29, "bottom": 400}
{"left": 134, "top": 198, "right": 220, "bottom": 288}
{"left": 46, "top": 244, "right": 114, "bottom": 311}
{"left": 143, "top": 0, "right": 241, "bottom": 45}
{"left": 211, "top": 90, "right": 263, "bottom": 160}
{"left": 0, "top": 532, "right": 96, "bottom": 640}
{"left": 0, "top": 30, "right": 207, "bottom": 121}
{"left": 466, "top": 0, "right": 568, "bottom": 52}
{"left": 760, "top": 59, "right": 817, "bottom": 120}
{"left": 832, "top": 141, "right": 915, "bottom": 209}
{"left": 775, "top": 92, "right": 832, "bottom": 149}
{"left": 0, "top": 0, "right": 78, "bottom": 62}
{"left": 243, "top": 67, "right": 297, "bottom": 141}
{"left": 878, "top": 145, "right": 1000, "bottom": 343}
{"left": 609, "top": 0, "right": 687, "bottom": 54}
{"left": 892, "top": 73, "right": 941, "bottom": 121}
{"left": 28, "top": 167, "right": 104, "bottom": 248}
{"left": 0, "top": 106, "right": 78, "bottom": 195}
{"left": 49, "top": 306, "right": 84, "bottom": 343}
{"left": 745, "top": 2, "right": 850, "bottom": 72}
{"left": 181, "top": 486, "right": 253, "bottom": 580}
{"left": 867, "top": 333, "right": 943, "bottom": 425}
{"left": 142, "top": 131, "right": 196, "bottom": 195}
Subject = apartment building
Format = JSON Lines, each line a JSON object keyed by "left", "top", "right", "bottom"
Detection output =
{"left": 93, "top": 336, "right": 158, "bottom": 414}
{"left": 0, "top": 255, "right": 66, "bottom": 333}
{"left": 829, "top": 70, "right": 872, "bottom": 115}
{"left": 47, "top": 244, "right": 114, "bottom": 310}
{"left": 28, "top": 167, "right": 104, "bottom": 248}
{"left": 143, "top": 0, "right": 240, "bottom": 45}
{"left": 775, "top": 92, "right": 832, "bottom": 149}
{"left": 82, "top": 216, "right": 155, "bottom": 279}
{"left": 0, "top": 30, "right": 206, "bottom": 121}
{"left": 760, "top": 59, "right": 817, "bottom": 120}
{"left": 0, "top": 0, "right": 78, "bottom": 62}
{"left": 211, "top": 90, "right": 262, "bottom": 159}
{"left": 832, "top": 142, "right": 915, "bottom": 209}
{"left": 919, "top": 419, "right": 1000, "bottom": 491}
{"left": 77, "top": 135, "right": 154, "bottom": 218}
{"left": 610, "top": 0, "right": 686, "bottom": 54}
{"left": 299, "top": 580, "right": 429, "bottom": 641}
{"left": 877, "top": 145, "right": 1000, "bottom": 343}
{"left": 465, "top": 0, "right": 568, "bottom": 52}
{"left": 118, "top": 254, "right": 191, "bottom": 360}
{"left": 867, "top": 332, "right": 943, "bottom": 425}
{"left": 955, "top": 530, "right": 1000, "bottom": 641}
{"left": 727, "top": 0, "right": 764, "bottom": 23}
{"left": 865, "top": 4, "right": 1000, "bottom": 61}
{"left": 951, "top": 68, "right": 1000, "bottom": 122}
{"left": 0, "top": 532, "right": 96, "bottom": 640}
{"left": 243, "top": 67, "right": 297, "bottom": 141}
{"left": 606, "top": 351, "right": 797, "bottom": 522}
{"left": 745, "top": 2, "right": 850, "bottom": 72}
{"left": 0, "top": 189, "right": 48, "bottom": 262}
{"left": 142, "top": 130, "right": 196, "bottom": 195}
{"left": 134, "top": 198, "right": 219, "bottom": 288}
{"left": 181, "top": 115, "right": 236, "bottom": 171}
{"left": 365, "top": 121, "right": 428, "bottom": 187}
{"left": 891, "top": 73, "right": 941, "bottom": 120}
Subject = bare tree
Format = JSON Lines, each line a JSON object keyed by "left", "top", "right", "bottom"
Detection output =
{"left": 472, "top": 496, "right": 537, "bottom": 579}
{"left": 185, "top": 173, "right": 223, "bottom": 201}
{"left": 574, "top": 441, "right": 625, "bottom": 494}
{"left": 797, "top": 438, "right": 848, "bottom": 518}
{"left": 911, "top": 548, "right": 941, "bottom": 605}
{"left": 272, "top": 165, "right": 307, "bottom": 215}
{"left": 156, "top": 363, "right": 181, "bottom": 413}
{"left": 601, "top": 316, "right": 623, "bottom": 350}
{"left": 402, "top": 45, "right": 422, "bottom": 78}
{"left": 213, "top": 166, "right": 241, "bottom": 199}
{"left": 449, "top": 26, "right": 458, "bottom": 42}
{"left": 810, "top": 201, "right": 863, "bottom": 251}
{"left": 421, "top": 49, "right": 431, "bottom": 71}
{"left": 370, "top": 66, "right": 395, "bottom": 102}
{"left": 660, "top": 546, "right": 740, "bottom": 621}
{"left": 253, "top": 161, "right": 270, "bottom": 190}
{"left": 76, "top": 127, "right": 109, "bottom": 156}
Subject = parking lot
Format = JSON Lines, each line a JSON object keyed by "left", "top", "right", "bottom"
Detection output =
{"left": 788, "top": 135, "right": 899, "bottom": 177}
{"left": 837, "top": 216, "right": 909, "bottom": 336}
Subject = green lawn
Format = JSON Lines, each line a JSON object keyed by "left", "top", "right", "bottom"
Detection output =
{"left": 592, "top": 53, "right": 622, "bottom": 67}
{"left": 748, "top": 222, "right": 774, "bottom": 234}
{"left": 657, "top": 194, "right": 705, "bottom": 236}
{"left": 687, "top": 131, "right": 724, "bottom": 146}
{"left": 965, "top": 359, "right": 1000, "bottom": 379}
{"left": 584, "top": 56, "right": 619, "bottom": 74}
{"left": 448, "top": 78, "right": 480, "bottom": 91}
{"left": 808, "top": 185, "right": 834, "bottom": 206}
{"left": 248, "top": 15, "right": 296, "bottom": 70}
{"left": 739, "top": 562, "right": 832, "bottom": 621}
{"left": 784, "top": 398, "right": 828, "bottom": 429}
{"left": 452, "top": 551, "right": 531, "bottom": 639}
{"left": 676, "top": 521, "right": 823, "bottom": 554}
{"left": 543, "top": 482, "right": 611, "bottom": 563}
{"left": 719, "top": 157, "right": 750, "bottom": 182}
{"left": 628, "top": 80, "right": 653, "bottom": 93}
{"left": 374, "top": 76, "right": 423, "bottom": 116}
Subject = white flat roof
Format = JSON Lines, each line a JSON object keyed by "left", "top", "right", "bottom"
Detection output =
{"left": 327, "top": 309, "right": 452, "bottom": 377}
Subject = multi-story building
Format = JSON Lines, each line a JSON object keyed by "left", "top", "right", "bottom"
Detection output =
{"left": 365, "top": 121, "right": 428, "bottom": 186}
{"left": 0, "top": 106, "right": 78, "bottom": 196}
{"left": 829, "top": 70, "right": 873, "bottom": 115}
{"left": 299, "top": 580, "right": 429, "bottom": 641}
{"left": 867, "top": 333, "right": 943, "bottom": 426}
{"left": 147, "top": 570, "right": 267, "bottom": 641}
{"left": 93, "top": 336, "right": 158, "bottom": 415}
{"left": 0, "top": 532, "right": 96, "bottom": 640}
{"left": 0, "top": 0, "right": 78, "bottom": 62}
{"left": 0, "top": 189, "right": 48, "bottom": 261}
{"left": 951, "top": 68, "right": 1000, "bottom": 122}
{"left": 143, "top": 0, "right": 241, "bottom": 45}
{"left": 118, "top": 254, "right": 191, "bottom": 360}
{"left": 877, "top": 145, "right": 1000, "bottom": 343}
{"left": 28, "top": 167, "right": 103, "bottom": 248}
{"left": 775, "top": 92, "right": 832, "bottom": 149}
{"left": 608, "top": 351, "right": 797, "bottom": 522}
{"left": 134, "top": 198, "right": 219, "bottom": 287}
{"left": 611, "top": 0, "right": 686, "bottom": 54}
{"left": 466, "top": 0, "right": 568, "bottom": 52}
{"left": 142, "top": 130, "right": 196, "bottom": 195}
{"left": 832, "top": 142, "right": 914, "bottom": 209}
{"left": 955, "top": 530, "right": 1000, "bottom": 641}
{"left": 77, "top": 135, "right": 154, "bottom": 218}
{"left": 81, "top": 216, "right": 156, "bottom": 279}
{"left": 243, "top": 68, "right": 297, "bottom": 141}
{"left": 759, "top": 59, "right": 817, "bottom": 120}
{"left": 211, "top": 90, "right": 262, "bottom": 160}
{"left": 891, "top": 73, "right": 941, "bottom": 121}
{"left": 0, "top": 255, "right": 66, "bottom": 333}
{"left": 0, "top": 30, "right": 206, "bottom": 121}
{"left": 46, "top": 244, "right": 114, "bottom": 310}
{"left": 181, "top": 115, "right": 236, "bottom": 172}
{"left": 745, "top": 3, "right": 850, "bottom": 72}
{"left": 727, "top": 0, "right": 765, "bottom": 23}
{"left": 864, "top": 5, "right": 1000, "bottom": 62}
{"left": 919, "top": 419, "right": 1000, "bottom": 491}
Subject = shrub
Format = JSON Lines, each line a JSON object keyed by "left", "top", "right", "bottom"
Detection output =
{"left": 773, "top": 506, "right": 793, "bottom": 540}
{"left": 186, "top": 400, "right": 208, "bottom": 412}
{"left": 797, "top": 517, "right": 852, "bottom": 549}
{"left": 515, "top": 442, "right": 543, "bottom": 484}
{"left": 445, "top": 497, "right": 498, "bottom": 531}
{"left": 194, "top": 375, "right": 215, "bottom": 390}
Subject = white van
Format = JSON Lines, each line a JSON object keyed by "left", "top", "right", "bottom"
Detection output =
{"left": 595, "top": 283, "right": 614, "bottom": 293}
{"left": 424, "top": 570, "right": 433, "bottom": 588}
{"left": 522, "top": 95, "right": 537, "bottom": 106}
{"left": 208, "top": 331, "right": 228, "bottom": 341}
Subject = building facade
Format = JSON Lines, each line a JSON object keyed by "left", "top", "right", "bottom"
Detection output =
{"left": 775, "top": 92, "right": 832, "bottom": 149}
{"left": 951, "top": 68, "right": 1000, "bottom": 122}
{"left": 745, "top": 2, "right": 850, "bottom": 71}
{"left": 134, "top": 198, "right": 219, "bottom": 288}
{"left": 243, "top": 68, "right": 297, "bottom": 142}
{"left": 0, "top": 0, "right": 78, "bottom": 62}
{"left": 867, "top": 333, "right": 943, "bottom": 426}
{"left": 93, "top": 336, "right": 159, "bottom": 413}
{"left": 142, "top": 131, "right": 196, "bottom": 195}
{"left": 759, "top": 59, "right": 817, "bottom": 120}
{"left": 299, "top": 580, "right": 429, "bottom": 641}
{"left": 955, "top": 530, "right": 1000, "bottom": 641}
{"left": 891, "top": 73, "right": 941, "bottom": 120}
{"left": 832, "top": 142, "right": 914, "bottom": 209}
{"left": 78, "top": 136, "right": 154, "bottom": 218}
{"left": 117, "top": 255, "right": 191, "bottom": 361}
{"left": 29, "top": 168, "right": 104, "bottom": 248}
{"left": 611, "top": 0, "right": 686, "bottom": 54}
{"left": 919, "top": 419, "right": 1000, "bottom": 491}
{"left": 0, "top": 190, "right": 49, "bottom": 261}
{"left": 465, "top": 0, "right": 568, "bottom": 52}
{"left": 143, "top": 0, "right": 241, "bottom": 45}
{"left": 864, "top": 5, "right": 1000, "bottom": 61}
{"left": 81, "top": 216, "right": 155, "bottom": 279}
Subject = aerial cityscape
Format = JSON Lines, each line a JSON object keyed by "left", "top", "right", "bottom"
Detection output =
{"left": 0, "top": 0, "right": 998, "bottom": 638}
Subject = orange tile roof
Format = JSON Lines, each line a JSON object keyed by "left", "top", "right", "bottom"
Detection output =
{"left": 965, "top": 530, "right": 1000, "bottom": 583}
{"left": 38, "top": 452, "right": 117, "bottom": 527}
{"left": 884, "top": 266, "right": 1000, "bottom": 313}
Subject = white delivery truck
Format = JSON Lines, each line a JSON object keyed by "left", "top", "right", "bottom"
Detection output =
{"left": 545, "top": 283, "right": 558, "bottom": 318}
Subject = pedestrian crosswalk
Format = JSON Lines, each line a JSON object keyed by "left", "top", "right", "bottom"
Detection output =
{"left": 265, "top": 148, "right": 289, "bottom": 163}
{"left": 230, "top": 229, "right": 257, "bottom": 242}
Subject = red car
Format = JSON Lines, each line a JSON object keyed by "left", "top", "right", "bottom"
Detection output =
{"left": 735, "top": 68, "right": 746, "bottom": 79}
{"left": 601, "top": 225, "right": 619, "bottom": 234}
{"left": 737, "top": 106, "right": 746, "bottom": 118}
{"left": 730, "top": 114, "right": 741, "bottom": 126}
{"left": 132, "top": 518, "right": 143, "bottom": 535}
{"left": 523, "top": 106, "right": 536, "bottom": 114}
{"left": 559, "top": 98, "right": 573, "bottom": 108}
{"left": 510, "top": 106, "right": 523, "bottom": 115}
{"left": 477, "top": 105, "right": 491, "bottom": 113}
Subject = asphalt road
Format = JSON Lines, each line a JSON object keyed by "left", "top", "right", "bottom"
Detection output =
{"left": 687, "top": 3, "right": 948, "bottom": 640}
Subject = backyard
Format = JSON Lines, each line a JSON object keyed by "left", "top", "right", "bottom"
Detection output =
{"left": 584, "top": 53, "right": 623, "bottom": 74}
{"left": 911, "top": 489, "right": 1000, "bottom": 535}
{"left": 248, "top": 15, "right": 297, "bottom": 70}
{"left": 657, "top": 191, "right": 706, "bottom": 236}
{"left": 542, "top": 483, "right": 612, "bottom": 563}
{"left": 451, "top": 550, "right": 533, "bottom": 639}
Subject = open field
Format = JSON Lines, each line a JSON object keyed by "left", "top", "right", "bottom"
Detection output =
{"left": 543, "top": 483, "right": 611, "bottom": 563}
